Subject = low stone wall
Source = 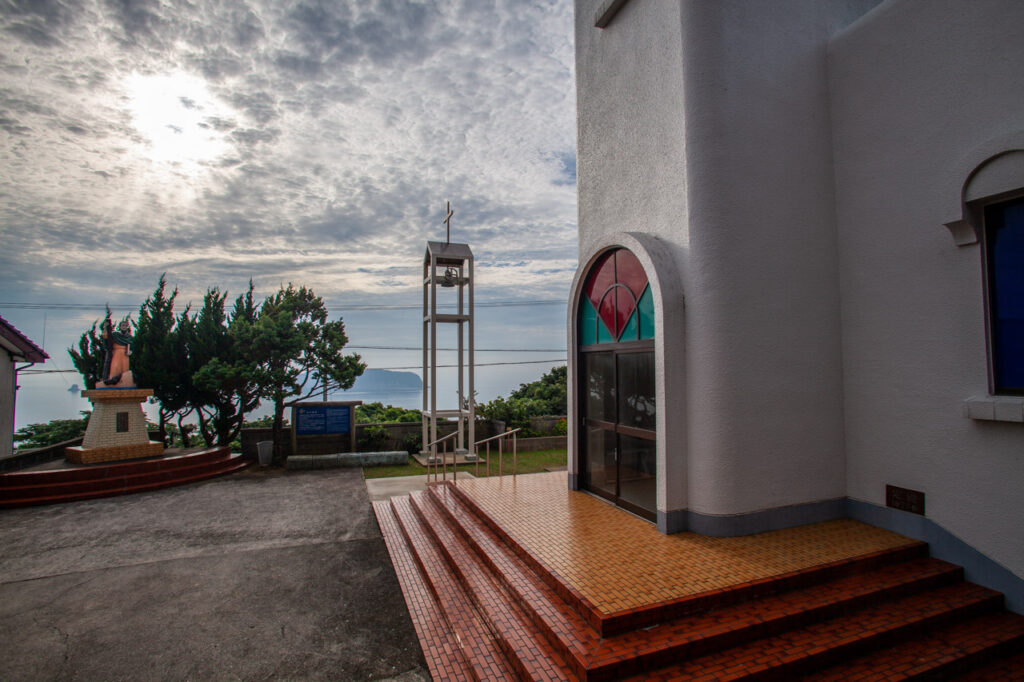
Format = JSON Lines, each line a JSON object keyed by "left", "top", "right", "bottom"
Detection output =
{"left": 529, "top": 416, "right": 568, "bottom": 435}
{"left": 285, "top": 451, "right": 408, "bottom": 470}
{"left": 2, "top": 437, "right": 84, "bottom": 472}
{"left": 241, "top": 428, "right": 291, "bottom": 461}
{"left": 241, "top": 420, "right": 506, "bottom": 461}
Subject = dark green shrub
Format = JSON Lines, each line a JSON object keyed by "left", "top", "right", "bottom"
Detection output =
{"left": 358, "top": 424, "right": 389, "bottom": 451}
{"left": 401, "top": 432, "right": 422, "bottom": 455}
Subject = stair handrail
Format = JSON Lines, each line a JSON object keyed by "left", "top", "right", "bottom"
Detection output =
{"left": 425, "top": 431, "right": 459, "bottom": 483}
{"left": 473, "top": 428, "right": 521, "bottom": 479}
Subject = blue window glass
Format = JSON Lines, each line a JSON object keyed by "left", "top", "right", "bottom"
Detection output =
{"left": 985, "top": 196, "right": 1024, "bottom": 393}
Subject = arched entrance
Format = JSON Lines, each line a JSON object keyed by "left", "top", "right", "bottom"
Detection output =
{"left": 577, "top": 247, "right": 657, "bottom": 521}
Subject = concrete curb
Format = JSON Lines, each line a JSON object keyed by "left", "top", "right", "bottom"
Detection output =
{"left": 286, "top": 451, "right": 408, "bottom": 470}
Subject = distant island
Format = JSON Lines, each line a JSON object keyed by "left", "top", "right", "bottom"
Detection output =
{"left": 343, "top": 369, "right": 422, "bottom": 393}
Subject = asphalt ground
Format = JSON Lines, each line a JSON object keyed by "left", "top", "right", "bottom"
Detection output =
{"left": 0, "top": 467, "right": 429, "bottom": 681}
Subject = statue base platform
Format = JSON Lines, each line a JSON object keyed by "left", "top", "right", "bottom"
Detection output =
{"left": 68, "top": 388, "right": 164, "bottom": 465}
{"left": 65, "top": 442, "right": 165, "bottom": 465}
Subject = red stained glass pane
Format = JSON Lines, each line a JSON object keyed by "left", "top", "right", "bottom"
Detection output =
{"left": 614, "top": 288, "right": 632, "bottom": 338}
{"left": 599, "top": 289, "right": 617, "bottom": 339}
{"left": 585, "top": 251, "right": 616, "bottom": 304}
{"left": 615, "top": 248, "right": 648, "bottom": 301}
{"left": 585, "top": 251, "right": 617, "bottom": 337}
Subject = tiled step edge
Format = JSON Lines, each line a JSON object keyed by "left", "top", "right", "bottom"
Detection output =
{"left": 446, "top": 480, "right": 930, "bottom": 637}
{"left": 408, "top": 490, "right": 579, "bottom": 681}
{"left": 427, "top": 484, "right": 597, "bottom": 675}
{"left": 955, "top": 648, "right": 1024, "bottom": 680}
{"left": 0, "top": 457, "right": 249, "bottom": 508}
{"left": 803, "top": 610, "right": 1024, "bottom": 681}
{"left": 372, "top": 500, "right": 475, "bottom": 682}
{"left": 389, "top": 496, "right": 518, "bottom": 682}
{"left": 0, "top": 454, "right": 245, "bottom": 497}
{"left": 629, "top": 582, "right": 1005, "bottom": 682}
{"left": 0, "top": 447, "right": 231, "bottom": 486}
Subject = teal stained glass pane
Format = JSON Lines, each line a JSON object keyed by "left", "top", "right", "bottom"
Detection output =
{"left": 580, "top": 297, "right": 598, "bottom": 345}
{"left": 597, "top": 311, "right": 615, "bottom": 343}
{"left": 637, "top": 285, "right": 654, "bottom": 340}
{"left": 580, "top": 297, "right": 615, "bottom": 345}
{"left": 620, "top": 309, "right": 639, "bottom": 341}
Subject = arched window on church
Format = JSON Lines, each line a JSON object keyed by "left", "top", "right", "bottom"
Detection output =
{"left": 577, "top": 248, "right": 657, "bottom": 520}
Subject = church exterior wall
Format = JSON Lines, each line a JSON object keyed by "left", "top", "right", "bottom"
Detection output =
{"left": 573, "top": 0, "right": 1023, "bottom": 604}
{"left": 828, "top": 0, "right": 1024, "bottom": 587}
{"left": 574, "top": 0, "right": 878, "bottom": 527}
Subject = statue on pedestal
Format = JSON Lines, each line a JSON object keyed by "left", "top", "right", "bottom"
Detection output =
{"left": 66, "top": 311, "right": 163, "bottom": 464}
{"left": 100, "top": 314, "right": 135, "bottom": 388}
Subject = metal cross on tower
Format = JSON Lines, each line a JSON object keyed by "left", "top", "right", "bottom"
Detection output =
{"left": 443, "top": 200, "right": 454, "bottom": 244}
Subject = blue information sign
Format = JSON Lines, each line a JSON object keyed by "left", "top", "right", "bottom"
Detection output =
{"left": 295, "top": 405, "right": 351, "bottom": 435}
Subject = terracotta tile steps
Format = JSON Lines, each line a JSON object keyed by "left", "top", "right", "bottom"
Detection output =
{"left": 374, "top": 482, "right": 1024, "bottom": 681}
{"left": 0, "top": 446, "right": 249, "bottom": 508}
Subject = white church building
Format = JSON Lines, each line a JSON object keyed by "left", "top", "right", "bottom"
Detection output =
{"left": 567, "top": 0, "right": 1023, "bottom": 610}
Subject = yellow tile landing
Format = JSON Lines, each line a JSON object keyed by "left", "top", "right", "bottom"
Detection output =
{"left": 453, "top": 471, "right": 916, "bottom": 615}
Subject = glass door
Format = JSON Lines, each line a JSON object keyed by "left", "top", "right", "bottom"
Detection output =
{"left": 581, "top": 348, "right": 656, "bottom": 520}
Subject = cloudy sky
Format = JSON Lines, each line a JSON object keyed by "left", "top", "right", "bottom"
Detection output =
{"left": 0, "top": 0, "right": 577, "bottom": 426}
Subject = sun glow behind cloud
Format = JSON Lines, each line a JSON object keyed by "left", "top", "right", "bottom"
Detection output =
{"left": 123, "top": 72, "right": 232, "bottom": 170}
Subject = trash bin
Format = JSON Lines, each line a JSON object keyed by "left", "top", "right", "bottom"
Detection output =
{"left": 257, "top": 441, "right": 273, "bottom": 467}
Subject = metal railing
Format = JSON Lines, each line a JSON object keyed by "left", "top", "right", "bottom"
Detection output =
{"left": 473, "top": 428, "right": 521, "bottom": 479}
{"left": 425, "top": 431, "right": 459, "bottom": 483}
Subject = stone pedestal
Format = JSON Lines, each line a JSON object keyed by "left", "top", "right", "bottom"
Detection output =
{"left": 65, "top": 388, "right": 164, "bottom": 464}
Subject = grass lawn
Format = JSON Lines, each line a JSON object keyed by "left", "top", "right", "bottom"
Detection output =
{"left": 362, "top": 448, "right": 568, "bottom": 479}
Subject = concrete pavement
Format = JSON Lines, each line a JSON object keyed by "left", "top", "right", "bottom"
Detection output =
{"left": 0, "top": 467, "right": 429, "bottom": 681}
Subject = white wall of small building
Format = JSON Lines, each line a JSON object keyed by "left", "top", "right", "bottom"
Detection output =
{"left": 829, "top": 0, "right": 1024, "bottom": 582}
{"left": 1, "top": 355, "right": 15, "bottom": 458}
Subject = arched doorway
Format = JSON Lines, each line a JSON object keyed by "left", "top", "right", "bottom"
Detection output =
{"left": 578, "top": 247, "right": 657, "bottom": 521}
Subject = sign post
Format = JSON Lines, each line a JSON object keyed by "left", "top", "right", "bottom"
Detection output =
{"left": 290, "top": 401, "right": 362, "bottom": 456}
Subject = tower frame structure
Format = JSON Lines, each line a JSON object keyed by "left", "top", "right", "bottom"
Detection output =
{"left": 422, "top": 240, "right": 475, "bottom": 460}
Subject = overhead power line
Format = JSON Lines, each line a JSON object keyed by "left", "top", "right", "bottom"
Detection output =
{"left": 0, "top": 299, "right": 566, "bottom": 312}
{"left": 372, "top": 359, "right": 566, "bottom": 370}
{"left": 17, "top": 358, "right": 567, "bottom": 376}
{"left": 349, "top": 345, "right": 564, "bottom": 352}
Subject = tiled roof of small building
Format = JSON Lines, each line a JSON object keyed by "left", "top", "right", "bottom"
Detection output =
{"left": 0, "top": 314, "right": 48, "bottom": 363}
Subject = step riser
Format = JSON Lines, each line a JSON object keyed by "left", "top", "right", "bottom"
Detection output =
{"left": 698, "top": 594, "right": 1004, "bottom": 682}
{"left": 587, "top": 568, "right": 969, "bottom": 680}
{"left": 752, "top": 596, "right": 1005, "bottom": 682}
{"left": 0, "top": 460, "right": 248, "bottom": 508}
{"left": 425, "top": 487, "right": 593, "bottom": 675}
{"left": 408, "top": 493, "right": 579, "bottom": 681}
{"left": 2, "top": 457, "right": 241, "bottom": 497}
{"left": 0, "top": 447, "right": 232, "bottom": 487}
{"left": 921, "top": 635, "right": 1024, "bottom": 681}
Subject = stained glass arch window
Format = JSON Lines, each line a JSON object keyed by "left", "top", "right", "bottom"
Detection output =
{"left": 579, "top": 248, "right": 654, "bottom": 345}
